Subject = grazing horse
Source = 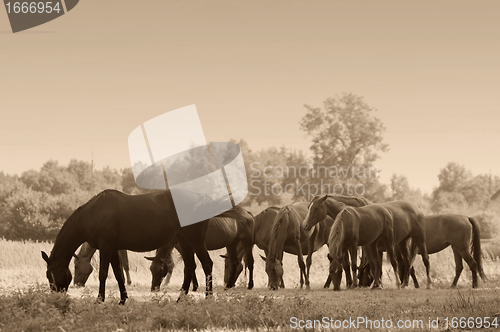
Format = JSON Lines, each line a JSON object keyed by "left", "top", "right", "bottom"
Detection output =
{"left": 73, "top": 243, "right": 131, "bottom": 287}
{"left": 145, "top": 206, "right": 255, "bottom": 291}
{"left": 327, "top": 205, "right": 400, "bottom": 290}
{"left": 41, "top": 188, "right": 216, "bottom": 304}
{"left": 229, "top": 199, "right": 359, "bottom": 290}
{"left": 263, "top": 203, "right": 325, "bottom": 290}
{"left": 304, "top": 195, "right": 431, "bottom": 289}
{"left": 359, "top": 214, "right": 487, "bottom": 288}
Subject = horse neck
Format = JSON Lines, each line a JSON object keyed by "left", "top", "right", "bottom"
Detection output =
{"left": 324, "top": 198, "right": 346, "bottom": 220}
{"left": 77, "top": 243, "right": 97, "bottom": 262}
{"left": 50, "top": 214, "right": 86, "bottom": 268}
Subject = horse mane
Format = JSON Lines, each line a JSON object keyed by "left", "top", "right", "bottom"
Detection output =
{"left": 267, "top": 206, "right": 291, "bottom": 261}
{"left": 328, "top": 209, "right": 348, "bottom": 260}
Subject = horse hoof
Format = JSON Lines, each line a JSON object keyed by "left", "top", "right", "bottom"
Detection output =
{"left": 119, "top": 300, "right": 126, "bottom": 305}
{"left": 333, "top": 288, "right": 341, "bottom": 291}
{"left": 371, "top": 285, "right": 382, "bottom": 290}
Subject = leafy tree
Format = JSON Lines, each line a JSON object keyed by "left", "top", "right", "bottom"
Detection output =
{"left": 390, "top": 174, "right": 411, "bottom": 200}
{"left": 300, "top": 93, "right": 388, "bottom": 167}
{"left": 300, "top": 93, "right": 389, "bottom": 201}
{"left": 436, "top": 162, "right": 471, "bottom": 193}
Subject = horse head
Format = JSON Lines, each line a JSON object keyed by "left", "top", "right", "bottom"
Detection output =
{"left": 73, "top": 254, "right": 93, "bottom": 287}
{"left": 303, "top": 195, "right": 329, "bottom": 231}
{"left": 145, "top": 255, "right": 173, "bottom": 292}
{"left": 262, "top": 255, "right": 283, "bottom": 291}
{"left": 220, "top": 254, "right": 244, "bottom": 288}
{"left": 42, "top": 251, "right": 72, "bottom": 292}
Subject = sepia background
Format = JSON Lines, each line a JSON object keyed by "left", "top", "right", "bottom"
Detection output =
{"left": 1, "top": 2, "right": 500, "bottom": 331}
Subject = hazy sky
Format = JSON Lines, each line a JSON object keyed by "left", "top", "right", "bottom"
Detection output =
{"left": 1, "top": 0, "right": 499, "bottom": 194}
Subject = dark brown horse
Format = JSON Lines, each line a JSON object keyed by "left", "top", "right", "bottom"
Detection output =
{"left": 230, "top": 199, "right": 360, "bottom": 290}
{"left": 327, "top": 205, "right": 400, "bottom": 290}
{"left": 73, "top": 243, "right": 131, "bottom": 287}
{"left": 145, "top": 206, "right": 255, "bottom": 291}
{"left": 359, "top": 214, "right": 486, "bottom": 288}
{"left": 304, "top": 195, "right": 431, "bottom": 289}
{"left": 263, "top": 202, "right": 330, "bottom": 290}
{"left": 41, "top": 188, "right": 216, "bottom": 304}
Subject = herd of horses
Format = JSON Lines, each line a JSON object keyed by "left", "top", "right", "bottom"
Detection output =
{"left": 41, "top": 188, "right": 487, "bottom": 305}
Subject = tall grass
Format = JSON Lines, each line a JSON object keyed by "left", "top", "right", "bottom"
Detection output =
{"left": 1, "top": 238, "right": 500, "bottom": 331}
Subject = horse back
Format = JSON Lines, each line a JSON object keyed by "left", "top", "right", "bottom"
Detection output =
{"left": 254, "top": 207, "right": 280, "bottom": 252}
{"left": 380, "top": 200, "right": 425, "bottom": 242}
{"left": 353, "top": 205, "right": 390, "bottom": 246}
{"left": 424, "top": 214, "right": 472, "bottom": 254}
{"left": 81, "top": 189, "right": 182, "bottom": 252}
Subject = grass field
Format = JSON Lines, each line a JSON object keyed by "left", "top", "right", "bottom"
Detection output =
{"left": 1, "top": 238, "right": 500, "bottom": 331}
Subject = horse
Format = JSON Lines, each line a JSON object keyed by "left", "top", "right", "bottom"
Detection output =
{"left": 229, "top": 199, "right": 357, "bottom": 290}
{"left": 327, "top": 205, "right": 400, "bottom": 290}
{"left": 73, "top": 243, "right": 131, "bottom": 287}
{"left": 145, "top": 205, "right": 255, "bottom": 291}
{"left": 41, "top": 188, "right": 216, "bottom": 304}
{"left": 262, "top": 204, "right": 316, "bottom": 290}
{"left": 304, "top": 195, "right": 431, "bottom": 289}
{"left": 358, "top": 214, "right": 486, "bottom": 288}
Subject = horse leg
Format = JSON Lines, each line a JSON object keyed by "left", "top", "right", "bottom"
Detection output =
{"left": 118, "top": 250, "right": 132, "bottom": 286}
{"left": 306, "top": 234, "right": 315, "bottom": 280}
{"left": 176, "top": 236, "right": 196, "bottom": 299}
{"left": 397, "top": 238, "right": 417, "bottom": 288}
{"left": 181, "top": 222, "right": 213, "bottom": 298}
{"left": 365, "top": 243, "right": 382, "bottom": 289}
{"left": 415, "top": 239, "right": 431, "bottom": 289}
{"left": 349, "top": 245, "right": 358, "bottom": 288}
{"left": 191, "top": 261, "right": 199, "bottom": 291}
{"left": 450, "top": 248, "right": 464, "bottom": 288}
{"left": 343, "top": 251, "right": 352, "bottom": 288}
{"left": 323, "top": 274, "right": 332, "bottom": 289}
{"left": 110, "top": 250, "right": 128, "bottom": 305}
{"left": 241, "top": 240, "right": 254, "bottom": 290}
{"left": 461, "top": 250, "right": 479, "bottom": 288}
{"left": 97, "top": 246, "right": 112, "bottom": 302}
{"left": 191, "top": 245, "right": 213, "bottom": 298}
{"left": 294, "top": 242, "right": 309, "bottom": 290}
{"left": 224, "top": 241, "right": 239, "bottom": 289}
{"left": 385, "top": 243, "right": 400, "bottom": 289}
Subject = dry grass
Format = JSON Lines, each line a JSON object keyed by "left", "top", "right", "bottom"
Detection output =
{"left": 1, "top": 238, "right": 500, "bottom": 331}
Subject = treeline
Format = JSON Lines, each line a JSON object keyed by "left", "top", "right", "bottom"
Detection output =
{"left": 1, "top": 93, "right": 499, "bottom": 241}
{"left": 1, "top": 155, "right": 498, "bottom": 242}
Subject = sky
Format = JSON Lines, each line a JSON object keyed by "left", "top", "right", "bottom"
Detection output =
{"left": 1, "top": 0, "right": 499, "bottom": 195}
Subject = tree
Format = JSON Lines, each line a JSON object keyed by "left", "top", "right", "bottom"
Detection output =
{"left": 436, "top": 162, "right": 471, "bottom": 193}
{"left": 300, "top": 93, "right": 388, "bottom": 167}
{"left": 390, "top": 174, "right": 411, "bottom": 200}
{"left": 300, "top": 93, "right": 389, "bottom": 201}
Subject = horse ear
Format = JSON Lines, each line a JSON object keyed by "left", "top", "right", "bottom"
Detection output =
{"left": 327, "top": 253, "right": 332, "bottom": 261}
{"left": 41, "top": 251, "right": 49, "bottom": 263}
{"left": 220, "top": 254, "right": 229, "bottom": 259}
{"left": 144, "top": 256, "right": 154, "bottom": 261}
{"left": 320, "top": 195, "right": 329, "bottom": 203}
{"left": 260, "top": 255, "right": 267, "bottom": 262}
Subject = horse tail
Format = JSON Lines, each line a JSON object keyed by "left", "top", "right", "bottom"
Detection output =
{"left": 328, "top": 210, "right": 346, "bottom": 260}
{"left": 468, "top": 217, "right": 486, "bottom": 280}
{"left": 268, "top": 207, "right": 291, "bottom": 261}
